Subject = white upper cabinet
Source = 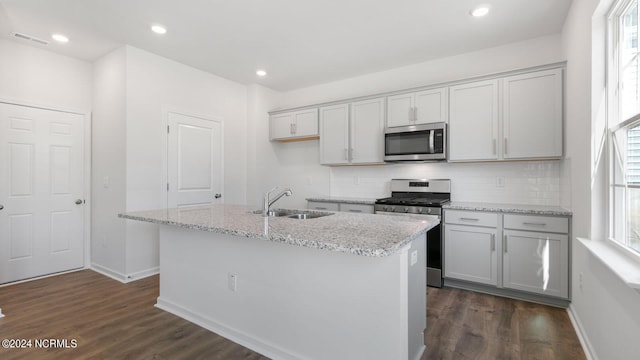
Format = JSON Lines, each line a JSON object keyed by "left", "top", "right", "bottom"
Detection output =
{"left": 448, "top": 79, "right": 500, "bottom": 161}
{"left": 502, "top": 69, "right": 563, "bottom": 159}
{"left": 320, "top": 98, "right": 385, "bottom": 165}
{"left": 350, "top": 98, "right": 385, "bottom": 164}
{"left": 386, "top": 87, "right": 447, "bottom": 127}
{"left": 449, "top": 68, "right": 564, "bottom": 162}
{"left": 270, "top": 108, "right": 319, "bottom": 141}
{"left": 319, "top": 104, "right": 350, "bottom": 165}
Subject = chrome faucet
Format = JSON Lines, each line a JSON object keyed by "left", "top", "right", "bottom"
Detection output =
{"left": 263, "top": 186, "right": 292, "bottom": 216}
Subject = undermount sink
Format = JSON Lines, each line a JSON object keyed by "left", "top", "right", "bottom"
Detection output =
{"left": 250, "top": 208, "right": 334, "bottom": 219}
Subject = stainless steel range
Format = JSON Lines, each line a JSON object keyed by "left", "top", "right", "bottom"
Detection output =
{"left": 374, "top": 179, "right": 451, "bottom": 288}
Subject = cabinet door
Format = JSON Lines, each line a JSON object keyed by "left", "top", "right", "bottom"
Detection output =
{"left": 503, "top": 69, "right": 563, "bottom": 159}
{"left": 270, "top": 112, "right": 294, "bottom": 140}
{"left": 350, "top": 98, "right": 385, "bottom": 164}
{"left": 293, "top": 108, "right": 319, "bottom": 137}
{"left": 449, "top": 80, "right": 499, "bottom": 161}
{"left": 319, "top": 104, "right": 350, "bottom": 164}
{"left": 386, "top": 93, "right": 414, "bottom": 127}
{"left": 414, "top": 87, "right": 448, "bottom": 125}
{"left": 503, "top": 230, "right": 568, "bottom": 299}
{"left": 444, "top": 224, "right": 498, "bottom": 286}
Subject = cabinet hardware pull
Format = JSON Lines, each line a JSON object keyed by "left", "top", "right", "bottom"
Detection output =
{"left": 491, "top": 234, "right": 495, "bottom": 251}
{"left": 349, "top": 209, "right": 362, "bottom": 213}
{"left": 316, "top": 207, "right": 327, "bottom": 210}
{"left": 349, "top": 148, "right": 354, "bottom": 161}
{"left": 523, "top": 222, "right": 546, "bottom": 226}
{"left": 413, "top": 107, "right": 418, "bottom": 121}
{"left": 460, "top": 217, "right": 479, "bottom": 221}
{"left": 504, "top": 138, "right": 508, "bottom": 154}
{"left": 344, "top": 149, "right": 348, "bottom": 160}
{"left": 408, "top": 107, "right": 413, "bottom": 121}
{"left": 504, "top": 234, "right": 508, "bottom": 253}
{"left": 493, "top": 139, "right": 497, "bottom": 155}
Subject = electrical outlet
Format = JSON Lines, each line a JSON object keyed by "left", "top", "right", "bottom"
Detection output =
{"left": 579, "top": 272, "right": 583, "bottom": 291}
{"left": 103, "top": 176, "right": 109, "bottom": 188}
{"left": 354, "top": 176, "right": 360, "bottom": 185}
{"left": 101, "top": 235, "right": 107, "bottom": 248}
{"left": 410, "top": 250, "right": 418, "bottom": 266}
{"left": 228, "top": 273, "right": 237, "bottom": 292}
{"left": 496, "top": 176, "right": 505, "bottom": 188}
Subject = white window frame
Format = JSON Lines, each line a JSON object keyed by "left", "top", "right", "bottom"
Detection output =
{"left": 607, "top": 0, "right": 640, "bottom": 260}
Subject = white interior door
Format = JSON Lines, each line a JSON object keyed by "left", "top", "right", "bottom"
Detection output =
{"left": 167, "top": 111, "right": 223, "bottom": 208}
{"left": 0, "top": 103, "right": 85, "bottom": 284}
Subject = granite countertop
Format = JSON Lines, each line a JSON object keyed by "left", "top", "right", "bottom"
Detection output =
{"left": 443, "top": 202, "right": 572, "bottom": 216}
{"left": 119, "top": 204, "right": 437, "bottom": 257}
{"left": 305, "top": 196, "right": 376, "bottom": 205}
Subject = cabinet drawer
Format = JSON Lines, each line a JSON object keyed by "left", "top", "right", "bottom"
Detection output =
{"left": 307, "top": 201, "right": 339, "bottom": 211}
{"left": 340, "top": 203, "right": 374, "bottom": 214}
{"left": 503, "top": 214, "right": 568, "bottom": 234}
{"left": 444, "top": 210, "right": 498, "bottom": 228}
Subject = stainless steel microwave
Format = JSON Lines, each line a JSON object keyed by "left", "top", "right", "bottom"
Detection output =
{"left": 384, "top": 122, "right": 447, "bottom": 162}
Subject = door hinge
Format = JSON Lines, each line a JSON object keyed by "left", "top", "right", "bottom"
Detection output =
{"left": 167, "top": 125, "right": 170, "bottom": 133}
{"left": 167, "top": 183, "right": 169, "bottom": 191}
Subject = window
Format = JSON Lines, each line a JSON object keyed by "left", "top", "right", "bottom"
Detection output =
{"left": 610, "top": 0, "right": 640, "bottom": 255}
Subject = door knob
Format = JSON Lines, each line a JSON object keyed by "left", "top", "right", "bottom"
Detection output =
{"left": 214, "top": 193, "right": 222, "bottom": 199}
{"left": 0, "top": 204, "right": 4, "bottom": 210}
{"left": 75, "top": 199, "right": 83, "bottom": 205}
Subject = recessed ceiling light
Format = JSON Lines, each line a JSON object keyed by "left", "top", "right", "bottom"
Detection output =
{"left": 151, "top": 25, "right": 167, "bottom": 34}
{"left": 51, "top": 33, "right": 69, "bottom": 43}
{"left": 256, "top": 69, "right": 267, "bottom": 77}
{"left": 470, "top": 5, "right": 490, "bottom": 17}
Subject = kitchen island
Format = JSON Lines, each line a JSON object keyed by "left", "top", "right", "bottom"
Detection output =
{"left": 120, "top": 204, "right": 437, "bottom": 360}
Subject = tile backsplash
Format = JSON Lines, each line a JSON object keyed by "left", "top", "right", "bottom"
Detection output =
{"left": 330, "top": 160, "right": 564, "bottom": 206}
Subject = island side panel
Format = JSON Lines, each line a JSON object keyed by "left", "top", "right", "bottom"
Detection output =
{"left": 407, "top": 232, "right": 427, "bottom": 360}
{"left": 156, "top": 225, "right": 424, "bottom": 360}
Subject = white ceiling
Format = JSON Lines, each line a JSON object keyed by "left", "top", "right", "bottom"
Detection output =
{"left": 0, "top": 0, "right": 573, "bottom": 91}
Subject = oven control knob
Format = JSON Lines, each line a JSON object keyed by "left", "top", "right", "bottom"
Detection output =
{"left": 418, "top": 208, "right": 423, "bottom": 213}
{"left": 427, "top": 208, "right": 432, "bottom": 214}
{"left": 404, "top": 207, "right": 409, "bottom": 213}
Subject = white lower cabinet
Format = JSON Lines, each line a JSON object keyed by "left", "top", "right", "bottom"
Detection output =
{"left": 502, "top": 213, "right": 569, "bottom": 299}
{"left": 444, "top": 224, "right": 498, "bottom": 286}
{"left": 503, "top": 230, "right": 568, "bottom": 298}
{"left": 444, "top": 209, "right": 571, "bottom": 303}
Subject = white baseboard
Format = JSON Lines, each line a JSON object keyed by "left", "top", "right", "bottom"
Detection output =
{"left": 90, "top": 263, "right": 127, "bottom": 283}
{"left": 567, "top": 304, "right": 598, "bottom": 360}
{"left": 90, "top": 264, "right": 159, "bottom": 283}
{"left": 155, "top": 297, "right": 302, "bottom": 360}
{"left": 125, "top": 267, "right": 159, "bottom": 282}
{"left": 0, "top": 308, "right": 4, "bottom": 318}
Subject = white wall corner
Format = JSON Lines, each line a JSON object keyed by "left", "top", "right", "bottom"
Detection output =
{"left": 567, "top": 304, "right": 598, "bottom": 360}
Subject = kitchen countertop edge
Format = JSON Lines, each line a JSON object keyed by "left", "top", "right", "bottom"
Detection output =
{"left": 443, "top": 202, "right": 572, "bottom": 216}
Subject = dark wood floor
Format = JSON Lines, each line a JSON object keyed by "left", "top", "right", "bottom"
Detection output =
{"left": 0, "top": 270, "right": 585, "bottom": 360}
